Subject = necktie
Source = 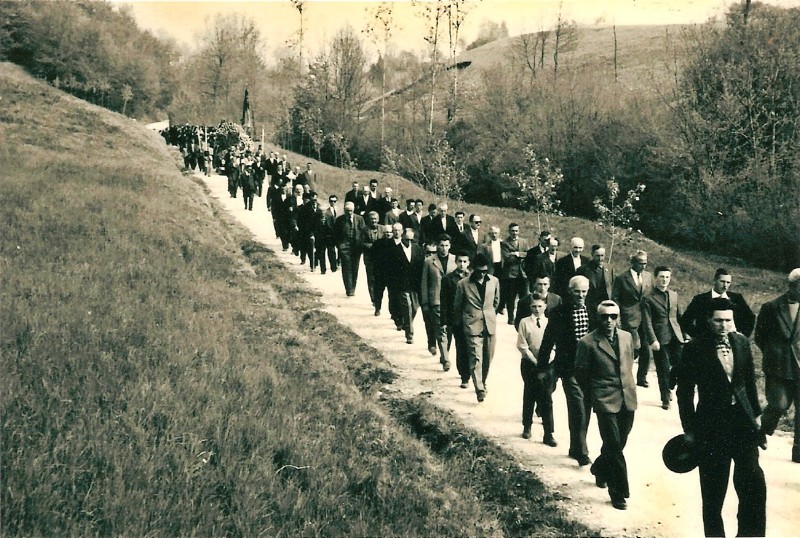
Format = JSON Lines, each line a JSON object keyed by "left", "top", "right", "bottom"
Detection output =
{"left": 536, "top": 318, "right": 541, "bottom": 328}
{"left": 331, "top": 208, "right": 336, "bottom": 219}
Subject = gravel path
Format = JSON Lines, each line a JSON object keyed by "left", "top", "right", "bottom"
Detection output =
{"left": 199, "top": 171, "right": 799, "bottom": 537}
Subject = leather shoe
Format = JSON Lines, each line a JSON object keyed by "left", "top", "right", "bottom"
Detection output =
{"left": 662, "top": 401, "right": 670, "bottom": 410}
{"left": 374, "top": 309, "right": 380, "bottom": 316}
{"left": 577, "top": 455, "right": 592, "bottom": 466}
{"left": 792, "top": 453, "right": 800, "bottom": 463}
{"left": 595, "top": 475, "right": 607, "bottom": 488}
{"left": 406, "top": 337, "right": 413, "bottom": 344}
{"left": 637, "top": 381, "right": 649, "bottom": 388}
{"left": 442, "top": 361, "right": 451, "bottom": 372}
{"left": 477, "top": 391, "right": 485, "bottom": 402}
{"left": 522, "top": 427, "right": 532, "bottom": 440}
{"left": 543, "top": 434, "right": 557, "bottom": 447}
{"left": 611, "top": 497, "right": 627, "bottom": 510}
{"left": 428, "top": 346, "right": 437, "bottom": 356}
{"left": 459, "top": 382, "right": 468, "bottom": 389}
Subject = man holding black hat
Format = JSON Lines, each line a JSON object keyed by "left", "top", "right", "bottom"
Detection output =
{"left": 676, "top": 297, "right": 766, "bottom": 538}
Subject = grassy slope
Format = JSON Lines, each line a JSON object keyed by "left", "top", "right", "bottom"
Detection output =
{"left": 0, "top": 63, "right": 592, "bottom": 536}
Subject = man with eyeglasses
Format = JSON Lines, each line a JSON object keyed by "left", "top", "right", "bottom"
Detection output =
{"left": 453, "top": 253, "right": 500, "bottom": 402}
{"left": 463, "top": 214, "right": 483, "bottom": 260}
{"left": 575, "top": 300, "right": 637, "bottom": 510}
{"left": 612, "top": 250, "right": 654, "bottom": 388}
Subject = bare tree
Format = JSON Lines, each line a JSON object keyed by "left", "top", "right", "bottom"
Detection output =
{"left": 329, "top": 26, "right": 369, "bottom": 137}
{"left": 414, "top": 0, "right": 446, "bottom": 136}
{"left": 552, "top": 3, "right": 578, "bottom": 80}
{"left": 290, "top": 0, "right": 306, "bottom": 71}
{"left": 445, "top": 0, "right": 473, "bottom": 122}
{"left": 364, "top": 2, "right": 395, "bottom": 164}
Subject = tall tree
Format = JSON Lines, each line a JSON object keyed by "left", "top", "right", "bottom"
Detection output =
{"left": 364, "top": 2, "right": 396, "bottom": 165}
{"left": 414, "top": 0, "right": 446, "bottom": 136}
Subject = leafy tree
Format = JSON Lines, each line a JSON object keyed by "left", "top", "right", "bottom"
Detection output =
{"left": 593, "top": 179, "right": 646, "bottom": 266}
{"left": 503, "top": 146, "right": 563, "bottom": 233}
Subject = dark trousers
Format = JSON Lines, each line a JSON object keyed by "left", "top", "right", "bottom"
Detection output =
{"left": 387, "top": 288, "right": 402, "bottom": 326}
{"left": 453, "top": 327, "right": 470, "bottom": 383}
{"left": 653, "top": 341, "right": 682, "bottom": 403}
{"left": 698, "top": 404, "right": 766, "bottom": 538}
{"left": 317, "top": 240, "right": 337, "bottom": 273}
{"left": 398, "top": 291, "right": 419, "bottom": 340}
{"left": 364, "top": 253, "right": 378, "bottom": 305}
{"left": 500, "top": 276, "right": 526, "bottom": 318}
{"left": 421, "top": 306, "right": 437, "bottom": 348}
{"left": 562, "top": 374, "right": 592, "bottom": 458}
{"left": 300, "top": 235, "right": 315, "bottom": 268}
{"left": 592, "top": 408, "right": 635, "bottom": 500}
{"left": 761, "top": 372, "right": 800, "bottom": 457}
{"left": 422, "top": 305, "right": 448, "bottom": 364}
{"left": 635, "top": 326, "right": 653, "bottom": 385}
{"left": 338, "top": 246, "right": 361, "bottom": 295}
{"left": 520, "top": 360, "right": 554, "bottom": 434}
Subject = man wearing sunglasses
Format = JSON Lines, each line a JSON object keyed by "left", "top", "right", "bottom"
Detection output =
{"left": 575, "top": 300, "right": 637, "bottom": 510}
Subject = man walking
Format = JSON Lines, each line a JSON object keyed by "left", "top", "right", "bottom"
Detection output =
{"left": 387, "top": 223, "right": 424, "bottom": 344}
{"left": 682, "top": 268, "right": 756, "bottom": 338}
{"left": 553, "top": 237, "right": 589, "bottom": 298}
{"left": 443, "top": 252, "right": 471, "bottom": 388}
{"left": 453, "top": 254, "right": 500, "bottom": 402}
{"left": 420, "top": 234, "right": 457, "bottom": 370}
{"left": 575, "top": 300, "right": 637, "bottom": 510}
{"left": 676, "top": 298, "right": 766, "bottom": 537}
{"left": 500, "top": 223, "right": 530, "bottom": 324}
{"left": 612, "top": 250, "right": 653, "bottom": 388}
{"left": 577, "top": 244, "right": 613, "bottom": 325}
{"left": 756, "top": 267, "right": 800, "bottom": 463}
{"left": 334, "top": 201, "right": 366, "bottom": 297}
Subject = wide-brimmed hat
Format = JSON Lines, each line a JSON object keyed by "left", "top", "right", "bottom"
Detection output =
{"left": 662, "top": 434, "right": 698, "bottom": 473}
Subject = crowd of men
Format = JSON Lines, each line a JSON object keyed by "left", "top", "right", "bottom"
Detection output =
{"left": 186, "top": 141, "right": 800, "bottom": 533}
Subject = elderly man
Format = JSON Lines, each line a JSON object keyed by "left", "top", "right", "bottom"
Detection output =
{"left": 420, "top": 234, "right": 457, "bottom": 370}
{"left": 612, "top": 250, "right": 654, "bottom": 388}
{"left": 386, "top": 223, "right": 424, "bottom": 343}
{"left": 355, "top": 184, "right": 375, "bottom": 218}
{"left": 478, "top": 225, "right": 503, "bottom": 277}
{"left": 576, "top": 300, "right": 637, "bottom": 510}
{"left": 756, "top": 267, "right": 800, "bottom": 463}
{"left": 375, "top": 187, "right": 394, "bottom": 223}
{"left": 362, "top": 211, "right": 384, "bottom": 311}
{"left": 517, "top": 296, "right": 557, "bottom": 446}
{"left": 539, "top": 275, "right": 595, "bottom": 466}
{"left": 453, "top": 253, "right": 500, "bottom": 402}
{"left": 429, "top": 202, "right": 460, "bottom": 242}
{"left": 500, "top": 223, "right": 530, "bottom": 323}
{"left": 682, "top": 268, "right": 756, "bottom": 338}
{"left": 333, "top": 201, "right": 367, "bottom": 297}
{"left": 677, "top": 298, "right": 766, "bottom": 537}
{"left": 372, "top": 224, "right": 395, "bottom": 320}
{"left": 554, "top": 237, "right": 589, "bottom": 298}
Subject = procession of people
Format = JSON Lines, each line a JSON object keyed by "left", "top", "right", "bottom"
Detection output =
{"left": 165, "top": 130, "right": 799, "bottom": 535}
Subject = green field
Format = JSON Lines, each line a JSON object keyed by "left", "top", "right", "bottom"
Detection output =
{"left": 0, "top": 62, "right": 596, "bottom": 536}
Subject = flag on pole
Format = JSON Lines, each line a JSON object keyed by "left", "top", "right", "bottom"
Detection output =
{"left": 241, "top": 88, "right": 254, "bottom": 134}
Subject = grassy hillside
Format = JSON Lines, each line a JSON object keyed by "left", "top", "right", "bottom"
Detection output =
{"left": 0, "top": 63, "right": 594, "bottom": 536}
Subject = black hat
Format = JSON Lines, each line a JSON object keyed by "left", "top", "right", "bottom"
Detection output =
{"left": 662, "top": 434, "right": 698, "bottom": 473}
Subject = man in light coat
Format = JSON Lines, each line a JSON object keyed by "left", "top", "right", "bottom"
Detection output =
{"left": 420, "top": 233, "right": 457, "bottom": 370}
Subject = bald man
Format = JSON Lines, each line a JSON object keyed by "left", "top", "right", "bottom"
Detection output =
{"left": 554, "top": 237, "right": 589, "bottom": 298}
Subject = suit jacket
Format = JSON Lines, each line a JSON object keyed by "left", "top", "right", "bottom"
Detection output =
{"left": 297, "top": 203, "right": 324, "bottom": 239}
{"left": 398, "top": 211, "right": 421, "bottom": 239}
{"left": 755, "top": 293, "right": 800, "bottom": 379}
{"left": 681, "top": 290, "right": 756, "bottom": 338}
{"left": 462, "top": 227, "right": 482, "bottom": 259}
{"left": 478, "top": 241, "right": 502, "bottom": 275}
{"left": 344, "top": 189, "right": 360, "bottom": 205}
{"left": 530, "top": 253, "right": 557, "bottom": 281}
{"left": 453, "top": 274, "right": 500, "bottom": 337}
{"left": 611, "top": 270, "right": 654, "bottom": 330}
{"left": 441, "top": 270, "right": 469, "bottom": 327}
{"left": 575, "top": 328, "right": 638, "bottom": 414}
{"left": 419, "top": 215, "right": 437, "bottom": 245}
{"left": 386, "top": 241, "right": 424, "bottom": 292}
{"left": 374, "top": 197, "right": 393, "bottom": 222}
{"left": 514, "top": 292, "right": 563, "bottom": 329}
{"left": 500, "top": 237, "right": 530, "bottom": 279}
{"left": 539, "top": 301, "right": 597, "bottom": 378}
{"left": 354, "top": 193, "right": 376, "bottom": 217}
{"left": 333, "top": 213, "right": 367, "bottom": 250}
{"left": 420, "top": 254, "right": 457, "bottom": 307}
{"left": 322, "top": 206, "right": 339, "bottom": 235}
{"left": 553, "top": 254, "right": 590, "bottom": 297}
{"left": 577, "top": 262, "right": 614, "bottom": 321}
{"left": 523, "top": 245, "right": 548, "bottom": 278}
{"left": 429, "top": 215, "right": 461, "bottom": 243}
{"left": 676, "top": 332, "right": 761, "bottom": 442}
{"left": 642, "top": 288, "right": 686, "bottom": 346}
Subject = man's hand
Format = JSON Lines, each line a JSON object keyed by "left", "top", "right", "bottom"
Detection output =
{"left": 650, "top": 341, "right": 661, "bottom": 352}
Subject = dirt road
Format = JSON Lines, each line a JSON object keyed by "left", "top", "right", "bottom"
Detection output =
{"left": 199, "top": 172, "right": 799, "bottom": 537}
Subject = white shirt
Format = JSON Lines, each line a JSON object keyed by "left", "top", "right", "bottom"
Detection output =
{"left": 572, "top": 255, "right": 582, "bottom": 271}
{"left": 490, "top": 240, "right": 502, "bottom": 263}
{"left": 631, "top": 269, "right": 642, "bottom": 287}
{"left": 711, "top": 290, "right": 729, "bottom": 299}
{"left": 517, "top": 316, "right": 551, "bottom": 364}
{"left": 401, "top": 241, "right": 412, "bottom": 262}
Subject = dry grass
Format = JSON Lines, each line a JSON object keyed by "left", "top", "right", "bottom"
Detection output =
{"left": 0, "top": 62, "right": 598, "bottom": 536}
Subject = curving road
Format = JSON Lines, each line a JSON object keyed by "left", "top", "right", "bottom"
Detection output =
{"left": 199, "top": 171, "right": 799, "bottom": 537}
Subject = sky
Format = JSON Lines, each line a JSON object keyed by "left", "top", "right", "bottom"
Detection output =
{"left": 115, "top": 0, "right": 799, "bottom": 59}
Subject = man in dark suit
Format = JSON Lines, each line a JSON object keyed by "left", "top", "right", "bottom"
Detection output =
{"left": 344, "top": 181, "right": 360, "bottom": 205}
{"left": 462, "top": 214, "right": 483, "bottom": 260}
{"left": 676, "top": 298, "right": 766, "bottom": 538}
{"left": 428, "top": 202, "right": 460, "bottom": 242}
{"left": 374, "top": 187, "right": 394, "bottom": 223}
{"left": 539, "top": 275, "right": 596, "bottom": 466}
{"left": 287, "top": 183, "right": 307, "bottom": 257}
{"left": 575, "top": 300, "right": 637, "bottom": 510}
{"left": 642, "top": 266, "right": 687, "bottom": 409}
{"left": 398, "top": 199, "right": 421, "bottom": 240}
{"left": 453, "top": 254, "right": 500, "bottom": 402}
{"left": 319, "top": 195, "right": 340, "bottom": 274}
{"left": 553, "top": 237, "right": 590, "bottom": 298}
{"left": 755, "top": 267, "right": 800, "bottom": 463}
{"left": 514, "top": 274, "right": 562, "bottom": 329}
{"left": 420, "top": 234, "right": 457, "bottom": 370}
{"left": 362, "top": 212, "right": 384, "bottom": 312}
{"left": 681, "top": 268, "right": 756, "bottom": 338}
{"left": 333, "top": 201, "right": 367, "bottom": 297}
{"left": 612, "top": 250, "right": 654, "bottom": 388}
{"left": 272, "top": 183, "right": 292, "bottom": 251}
{"left": 577, "top": 244, "right": 614, "bottom": 325}
{"left": 500, "top": 223, "right": 531, "bottom": 324}
{"left": 386, "top": 223, "right": 424, "bottom": 344}
{"left": 296, "top": 191, "right": 323, "bottom": 270}
{"left": 354, "top": 185, "right": 376, "bottom": 218}
{"left": 443, "top": 252, "right": 471, "bottom": 388}
{"left": 372, "top": 225, "right": 395, "bottom": 320}
{"left": 418, "top": 204, "right": 438, "bottom": 246}
{"left": 524, "top": 230, "right": 553, "bottom": 278}
{"left": 299, "top": 162, "right": 317, "bottom": 190}
{"left": 530, "top": 236, "right": 559, "bottom": 282}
